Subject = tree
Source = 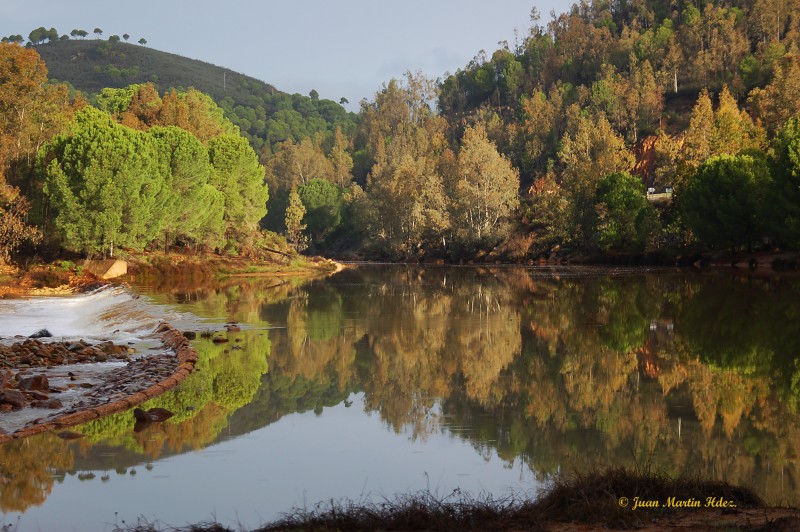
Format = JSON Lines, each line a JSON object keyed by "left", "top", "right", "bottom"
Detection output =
{"left": 770, "top": 117, "right": 800, "bottom": 248}
{"left": 358, "top": 73, "right": 450, "bottom": 256}
{"left": 138, "top": 38, "right": 147, "bottom": 46}
{"left": 558, "top": 108, "right": 634, "bottom": 244}
{"left": 266, "top": 136, "right": 334, "bottom": 193}
{"left": 123, "top": 33, "right": 130, "bottom": 42}
{"left": 678, "top": 87, "right": 766, "bottom": 191}
{"left": 0, "top": 44, "right": 48, "bottom": 167}
{"left": 39, "top": 107, "right": 165, "bottom": 255}
{"left": 119, "top": 83, "right": 162, "bottom": 130}
{"left": 593, "top": 172, "right": 657, "bottom": 251}
{"left": 284, "top": 186, "right": 306, "bottom": 248}
{"left": 518, "top": 83, "right": 568, "bottom": 177}
{"left": 109, "top": 35, "right": 120, "bottom": 43}
{"left": 27, "top": 27, "right": 46, "bottom": 45}
{"left": 681, "top": 154, "right": 771, "bottom": 249}
{"left": 147, "top": 126, "right": 224, "bottom": 249}
{"left": 93, "top": 28, "right": 103, "bottom": 39}
{"left": 0, "top": 43, "right": 77, "bottom": 187}
{"left": 164, "top": 88, "right": 237, "bottom": 142}
{"left": 207, "top": 134, "right": 269, "bottom": 245}
{"left": 329, "top": 127, "right": 353, "bottom": 187}
{"left": 681, "top": 89, "right": 716, "bottom": 174}
{"left": 713, "top": 85, "right": 765, "bottom": 156}
{"left": 523, "top": 174, "right": 570, "bottom": 251}
{"left": 452, "top": 124, "right": 519, "bottom": 244}
{"left": 748, "top": 54, "right": 800, "bottom": 136}
{"left": 0, "top": 185, "right": 41, "bottom": 262}
{"left": 297, "top": 178, "right": 343, "bottom": 241}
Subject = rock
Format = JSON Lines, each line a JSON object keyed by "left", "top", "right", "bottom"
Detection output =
{"left": 97, "top": 341, "right": 114, "bottom": 354}
{"left": 211, "top": 336, "right": 229, "bottom": 344}
{"left": 224, "top": 324, "right": 241, "bottom": 332}
{"left": 18, "top": 374, "right": 49, "bottom": 391}
{"left": 133, "top": 407, "right": 174, "bottom": 423}
{"left": 31, "top": 398, "right": 62, "bottom": 409}
{"left": 182, "top": 331, "right": 197, "bottom": 340}
{"left": 24, "top": 390, "right": 50, "bottom": 401}
{"left": 83, "top": 259, "right": 127, "bottom": 279}
{"left": 29, "top": 329, "right": 52, "bottom": 338}
{"left": 57, "top": 431, "right": 85, "bottom": 440}
{"left": 0, "top": 390, "right": 28, "bottom": 410}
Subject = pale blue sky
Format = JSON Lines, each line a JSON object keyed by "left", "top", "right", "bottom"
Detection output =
{"left": 2, "top": 1, "right": 565, "bottom": 109}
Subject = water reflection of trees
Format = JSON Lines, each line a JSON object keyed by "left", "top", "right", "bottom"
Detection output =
{"left": 318, "top": 268, "right": 800, "bottom": 504}
{"left": 254, "top": 266, "right": 800, "bottom": 506}
{"left": 5, "top": 268, "right": 800, "bottom": 511}
{"left": 0, "top": 433, "right": 74, "bottom": 512}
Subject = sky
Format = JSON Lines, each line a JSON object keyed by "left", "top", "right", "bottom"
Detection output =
{"left": 2, "top": 0, "right": 564, "bottom": 110}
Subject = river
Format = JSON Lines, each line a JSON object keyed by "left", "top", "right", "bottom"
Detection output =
{"left": 1, "top": 265, "right": 799, "bottom": 530}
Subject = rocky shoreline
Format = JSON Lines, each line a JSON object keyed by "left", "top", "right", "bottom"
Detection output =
{"left": 0, "top": 321, "right": 198, "bottom": 443}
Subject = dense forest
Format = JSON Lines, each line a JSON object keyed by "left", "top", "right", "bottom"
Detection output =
{"left": 2, "top": 0, "right": 800, "bottom": 263}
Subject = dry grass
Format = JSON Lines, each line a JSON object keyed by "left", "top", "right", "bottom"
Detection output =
{"left": 529, "top": 466, "right": 764, "bottom": 528}
{"left": 112, "top": 467, "right": 778, "bottom": 531}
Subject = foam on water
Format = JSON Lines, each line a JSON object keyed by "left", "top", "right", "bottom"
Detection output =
{"left": 0, "top": 285, "right": 167, "bottom": 344}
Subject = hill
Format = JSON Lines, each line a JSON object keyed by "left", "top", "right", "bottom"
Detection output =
{"left": 35, "top": 39, "right": 276, "bottom": 107}
{"left": 34, "top": 40, "right": 356, "bottom": 153}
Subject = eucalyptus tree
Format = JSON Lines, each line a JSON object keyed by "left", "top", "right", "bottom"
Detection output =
{"left": 451, "top": 124, "right": 519, "bottom": 246}
{"left": 358, "top": 73, "right": 450, "bottom": 256}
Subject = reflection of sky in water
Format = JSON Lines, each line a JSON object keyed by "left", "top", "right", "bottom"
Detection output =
{"left": 4, "top": 393, "right": 534, "bottom": 531}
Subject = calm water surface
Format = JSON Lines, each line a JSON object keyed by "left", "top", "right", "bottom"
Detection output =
{"left": 2, "top": 265, "right": 800, "bottom": 530}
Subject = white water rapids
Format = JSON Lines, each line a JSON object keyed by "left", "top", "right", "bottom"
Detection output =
{"left": 0, "top": 285, "right": 163, "bottom": 344}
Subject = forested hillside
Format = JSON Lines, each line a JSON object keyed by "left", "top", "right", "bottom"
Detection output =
{"left": 3, "top": 1, "right": 800, "bottom": 264}
{"left": 31, "top": 40, "right": 357, "bottom": 154}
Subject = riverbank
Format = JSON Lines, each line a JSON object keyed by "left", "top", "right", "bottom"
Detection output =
{"left": 112, "top": 468, "right": 800, "bottom": 531}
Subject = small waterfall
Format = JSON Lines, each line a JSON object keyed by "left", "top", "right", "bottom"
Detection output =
{"left": 0, "top": 285, "right": 163, "bottom": 343}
